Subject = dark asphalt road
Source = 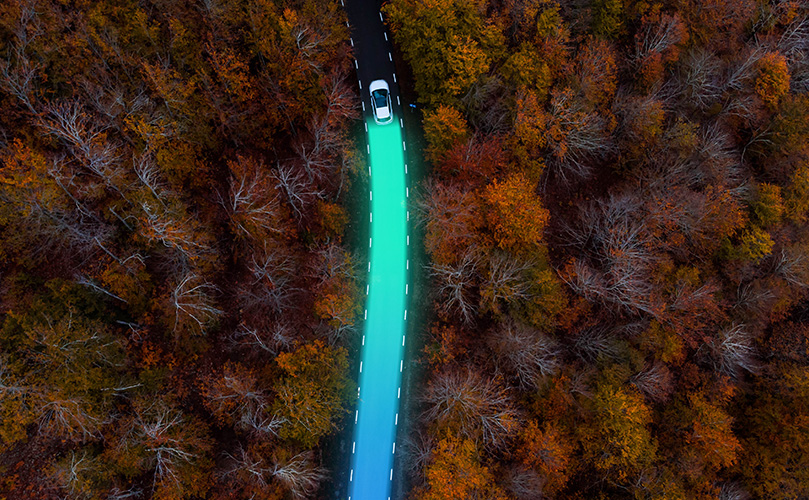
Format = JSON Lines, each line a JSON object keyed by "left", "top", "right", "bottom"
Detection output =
{"left": 343, "top": 0, "right": 405, "bottom": 126}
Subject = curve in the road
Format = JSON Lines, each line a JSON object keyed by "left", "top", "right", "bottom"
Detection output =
{"left": 342, "top": 1, "right": 410, "bottom": 499}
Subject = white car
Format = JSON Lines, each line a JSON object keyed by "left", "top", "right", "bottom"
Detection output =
{"left": 369, "top": 79, "right": 393, "bottom": 125}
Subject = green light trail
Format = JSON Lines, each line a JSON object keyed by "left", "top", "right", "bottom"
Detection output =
{"left": 348, "top": 118, "right": 408, "bottom": 499}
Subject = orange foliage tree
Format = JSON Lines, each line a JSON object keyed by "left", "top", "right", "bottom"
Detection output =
{"left": 482, "top": 172, "right": 549, "bottom": 254}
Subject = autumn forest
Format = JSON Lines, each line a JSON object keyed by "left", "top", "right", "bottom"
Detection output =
{"left": 1, "top": 0, "right": 808, "bottom": 499}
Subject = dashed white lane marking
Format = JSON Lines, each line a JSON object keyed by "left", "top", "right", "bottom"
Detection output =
{"left": 406, "top": 187, "right": 409, "bottom": 197}
{"left": 400, "top": 118, "right": 404, "bottom": 127}
{"left": 353, "top": 441, "right": 355, "bottom": 453}
{"left": 397, "top": 96, "right": 400, "bottom": 105}
{"left": 395, "top": 413, "right": 398, "bottom": 425}
{"left": 404, "top": 310, "right": 407, "bottom": 320}
{"left": 407, "top": 235, "right": 409, "bottom": 245}
{"left": 379, "top": 12, "right": 383, "bottom": 21}
{"left": 346, "top": 21, "right": 350, "bottom": 27}
{"left": 384, "top": 32, "right": 388, "bottom": 41}
{"left": 402, "top": 335, "right": 405, "bottom": 346}
{"left": 370, "top": 191, "right": 373, "bottom": 201}
{"left": 350, "top": 38, "right": 353, "bottom": 46}
{"left": 388, "top": 53, "right": 393, "bottom": 61}
{"left": 341, "top": 0, "right": 344, "bottom": 5}
{"left": 405, "top": 163, "right": 407, "bottom": 174}
{"left": 393, "top": 73, "right": 397, "bottom": 82}
{"left": 405, "top": 284, "right": 408, "bottom": 295}
{"left": 390, "top": 469, "right": 393, "bottom": 480}
{"left": 403, "top": 141, "right": 407, "bottom": 151}
{"left": 370, "top": 212, "right": 372, "bottom": 223}
{"left": 406, "top": 211, "right": 410, "bottom": 221}
{"left": 369, "top": 237, "right": 372, "bottom": 248}
{"left": 355, "top": 60, "right": 358, "bottom": 69}
{"left": 350, "top": 469, "right": 353, "bottom": 481}
{"left": 367, "top": 144, "right": 370, "bottom": 154}
{"left": 364, "top": 309, "right": 367, "bottom": 319}
{"left": 397, "top": 387, "right": 400, "bottom": 398}
{"left": 392, "top": 442, "right": 396, "bottom": 454}
{"left": 368, "top": 261, "right": 371, "bottom": 271}
{"left": 368, "top": 165, "right": 371, "bottom": 175}
{"left": 366, "top": 284, "right": 369, "bottom": 294}
{"left": 362, "top": 335, "right": 365, "bottom": 345}
{"left": 406, "top": 259, "right": 409, "bottom": 269}
{"left": 364, "top": 122, "right": 368, "bottom": 132}
{"left": 362, "top": 100, "right": 365, "bottom": 111}
{"left": 359, "top": 361, "right": 363, "bottom": 373}
{"left": 355, "top": 410, "right": 358, "bottom": 423}
{"left": 400, "top": 360, "right": 403, "bottom": 372}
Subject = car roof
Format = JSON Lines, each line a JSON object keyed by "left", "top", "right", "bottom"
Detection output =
{"left": 369, "top": 79, "right": 389, "bottom": 93}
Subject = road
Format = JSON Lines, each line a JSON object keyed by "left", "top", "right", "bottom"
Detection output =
{"left": 342, "top": 0, "right": 411, "bottom": 498}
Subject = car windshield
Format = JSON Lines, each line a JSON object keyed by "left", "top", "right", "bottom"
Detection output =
{"left": 373, "top": 90, "right": 388, "bottom": 108}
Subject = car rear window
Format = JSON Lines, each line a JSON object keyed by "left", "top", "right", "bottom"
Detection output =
{"left": 373, "top": 90, "right": 387, "bottom": 107}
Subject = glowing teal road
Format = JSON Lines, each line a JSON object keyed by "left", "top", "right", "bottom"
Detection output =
{"left": 348, "top": 118, "right": 408, "bottom": 499}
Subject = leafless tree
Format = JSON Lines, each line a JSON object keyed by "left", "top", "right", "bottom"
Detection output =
{"left": 480, "top": 252, "right": 534, "bottom": 314}
{"left": 311, "top": 242, "right": 356, "bottom": 283}
{"left": 707, "top": 324, "right": 759, "bottom": 378}
{"left": 170, "top": 272, "right": 222, "bottom": 335}
{"left": 128, "top": 403, "right": 203, "bottom": 492}
{"left": 777, "top": 15, "right": 809, "bottom": 65}
{"left": 633, "top": 13, "right": 686, "bottom": 63}
{"left": 428, "top": 250, "right": 480, "bottom": 325}
{"left": 49, "top": 450, "right": 94, "bottom": 499}
{"left": 226, "top": 161, "right": 284, "bottom": 240}
{"left": 630, "top": 361, "right": 674, "bottom": 403}
{"left": 562, "top": 195, "right": 661, "bottom": 317}
{"left": 273, "top": 163, "right": 322, "bottom": 221}
{"left": 106, "top": 487, "right": 143, "bottom": 499}
{"left": 724, "top": 48, "right": 764, "bottom": 93}
{"left": 696, "top": 124, "right": 743, "bottom": 187}
{"left": 460, "top": 74, "right": 510, "bottom": 134}
{"left": 220, "top": 446, "right": 273, "bottom": 488}
{"left": 230, "top": 321, "right": 296, "bottom": 355}
{"left": 240, "top": 411, "right": 286, "bottom": 439}
{"left": 488, "top": 318, "right": 561, "bottom": 389}
{"left": 677, "top": 48, "right": 723, "bottom": 109}
{"left": 718, "top": 482, "right": 752, "bottom": 500}
{"left": 240, "top": 243, "right": 299, "bottom": 315}
{"left": 503, "top": 465, "right": 545, "bottom": 500}
{"left": 572, "top": 325, "right": 621, "bottom": 362}
{"left": 271, "top": 450, "right": 327, "bottom": 500}
{"left": 773, "top": 247, "right": 809, "bottom": 288}
{"left": 323, "top": 72, "right": 360, "bottom": 123}
{"left": 38, "top": 101, "right": 126, "bottom": 195}
{"left": 421, "top": 368, "right": 520, "bottom": 450}
{"left": 545, "top": 89, "right": 611, "bottom": 181}
{"left": 400, "top": 429, "right": 435, "bottom": 484}
{"left": 203, "top": 365, "right": 268, "bottom": 429}
{"left": 38, "top": 397, "right": 101, "bottom": 442}
{"left": 416, "top": 180, "right": 480, "bottom": 263}
{"left": 733, "top": 281, "right": 776, "bottom": 319}
{"left": 138, "top": 201, "right": 210, "bottom": 263}
{"left": 133, "top": 153, "right": 170, "bottom": 209}
{"left": 0, "top": 0, "right": 42, "bottom": 113}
